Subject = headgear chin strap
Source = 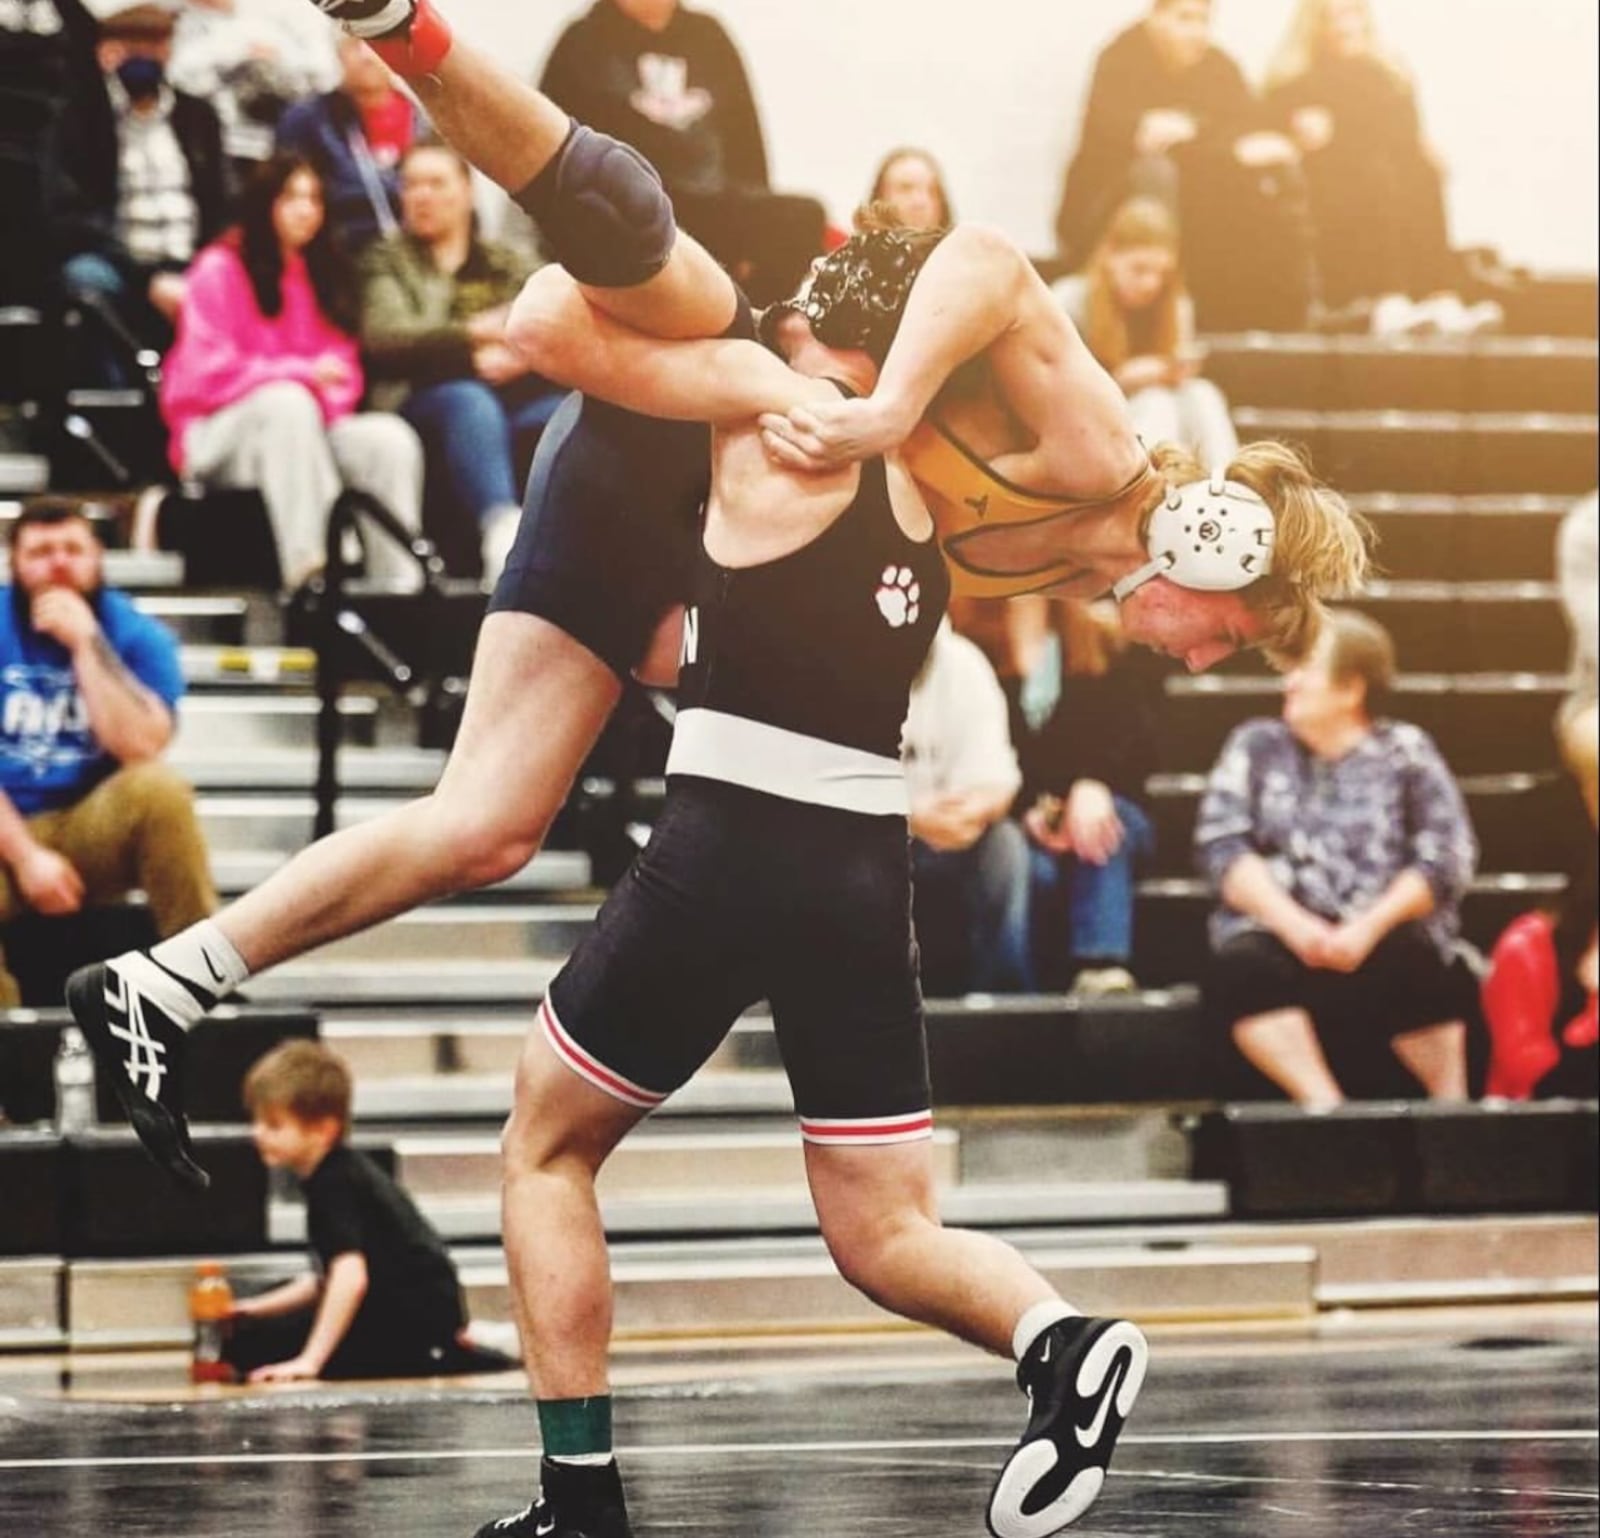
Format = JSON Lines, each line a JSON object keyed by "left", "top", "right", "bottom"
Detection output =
{"left": 1112, "top": 472, "right": 1275, "bottom": 603}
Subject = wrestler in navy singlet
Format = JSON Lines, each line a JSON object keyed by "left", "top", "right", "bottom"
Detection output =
{"left": 486, "top": 295, "right": 754, "bottom": 678}
{"left": 540, "top": 442, "right": 951, "bottom": 1146}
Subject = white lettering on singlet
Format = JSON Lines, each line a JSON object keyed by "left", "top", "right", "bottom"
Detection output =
{"left": 680, "top": 605, "right": 700, "bottom": 669}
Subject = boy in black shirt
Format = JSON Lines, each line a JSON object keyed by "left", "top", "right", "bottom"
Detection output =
{"left": 226, "top": 1039, "right": 514, "bottom": 1383}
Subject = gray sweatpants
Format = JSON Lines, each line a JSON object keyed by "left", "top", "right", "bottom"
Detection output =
{"left": 183, "top": 380, "right": 425, "bottom": 590}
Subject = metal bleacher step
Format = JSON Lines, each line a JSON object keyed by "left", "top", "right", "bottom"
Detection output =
{"left": 1204, "top": 331, "right": 1599, "bottom": 416}
{"left": 208, "top": 847, "right": 591, "bottom": 902}
{"left": 0, "top": 1258, "right": 61, "bottom": 1350}
{"left": 1351, "top": 579, "right": 1567, "bottom": 673}
{"left": 351, "top": 1067, "right": 795, "bottom": 1122}
{"left": 176, "top": 744, "right": 445, "bottom": 793}
{"left": 174, "top": 692, "right": 380, "bottom": 751}
{"left": 195, "top": 792, "right": 411, "bottom": 852}
{"left": 269, "top": 1176, "right": 1228, "bottom": 1246}
{"left": 473, "top": 1237, "right": 1319, "bottom": 1335}
{"left": 283, "top": 903, "right": 593, "bottom": 967}
{"left": 243, "top": 956, "right": 561, "bottom": 1008}
{"left": 393, "top": 1126, "right": 934, "bottom": 1200}
{"left": 1346, "top": 493, "right": 1573, "bottom": 582}
{"left": 180, "top": 644, "right": 316, "bottom": 690}
{"left": 56, "top": 1227, "right": 1320, "bottom": 1350}
{"left": 1231, "top": 406, "right": 1597, "bottom": 497}
{"left": 55, "top": 1206, "right": 1598, "bottom": 1351}
{"left": 137, "top": 596, "right": 252, "bottom": 647}
{"left": 1164, "top": 670, "right": 1572, "bottom": 775}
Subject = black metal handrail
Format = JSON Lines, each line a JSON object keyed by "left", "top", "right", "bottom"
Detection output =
{"left": 309, "top": 489, "right": 449, "bottom": 838}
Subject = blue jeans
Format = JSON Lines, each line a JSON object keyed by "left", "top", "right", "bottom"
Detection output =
{"left": 912, "top": 818, "right": 1034, "bottom": 994}
{"left": 1030, "top": 796, "right": 1154, "bottom": 972}
{"left": 402, "top": 376, "right": 567, "bottom": 528}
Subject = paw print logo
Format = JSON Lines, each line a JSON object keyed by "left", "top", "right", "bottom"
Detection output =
{"left": 875, "top": 565, "right": 921, "bottom": 628}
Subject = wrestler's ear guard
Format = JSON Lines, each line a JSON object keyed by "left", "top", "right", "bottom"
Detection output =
{"left": 1112, "top": 472, "right": 1275, "bottom": 602}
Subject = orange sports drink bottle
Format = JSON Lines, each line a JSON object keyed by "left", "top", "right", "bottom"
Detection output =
{"left": 189, "top": 1261, "right": 234, "bottom": 1384}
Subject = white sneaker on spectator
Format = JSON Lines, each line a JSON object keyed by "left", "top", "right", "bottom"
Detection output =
{"left": 1459, "top": 298, "right": 1506, "bottom": 336}
{"left": 1370, "top": 292, "right": 1427, "bottom": 337}
{"left": 1407, "top": 291, "right": 1503, "bottom": 337}
{"left": 1072, "top": 966, "right": 1138, "bottom": 998}
{"left": 130, "top": 483, "right": 166, "bottom": 551}
{"left": 480, "top": 505, "right": 521, "bottom": 587}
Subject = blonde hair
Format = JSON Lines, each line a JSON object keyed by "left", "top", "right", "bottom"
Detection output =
{"left": 1082, "top": 197, "right": 1185, "bottom": 376}
{"left": 1266, "top": 0, "right": 1408, "bottom": 90}
{"left": 244, "top": 1040, "right": 353, "bottom": 1135}
{"left": 1147, "top": 438, "right": 1374, "bottom": 666}
{"left": 1558, "top": 699, "right": 1599, "bottom": 827}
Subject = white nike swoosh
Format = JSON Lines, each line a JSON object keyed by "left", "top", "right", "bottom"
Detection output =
{"left": 1075, "top": 1354, "right": 1128, "bottom": 1450}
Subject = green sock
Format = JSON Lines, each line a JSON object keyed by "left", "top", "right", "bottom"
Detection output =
{"left": 538, "top": 1396, "right": 614, "bottom": 1462}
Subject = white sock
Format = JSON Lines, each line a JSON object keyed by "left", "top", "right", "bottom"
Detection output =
{"left": 547, "top": 1453, "right": 615, "bottom": 1468}
{"left": 142, "top": 921, "right": 251, "bottom": 1026}
{"left": 1012, "top": 1299, "right": 1082, "bottom": 1363}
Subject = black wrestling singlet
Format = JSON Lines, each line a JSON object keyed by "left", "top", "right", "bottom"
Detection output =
{"left": 669, "top": 451, "right": 949, "bottom": 816}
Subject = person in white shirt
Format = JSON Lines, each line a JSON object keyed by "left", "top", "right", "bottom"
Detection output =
{"left": 903, "top": 619, "right": 1032, "bottom": 993}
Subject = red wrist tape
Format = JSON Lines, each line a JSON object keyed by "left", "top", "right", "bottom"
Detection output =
{"left": 368, "top": 0, "right": 453, "bottom": 76}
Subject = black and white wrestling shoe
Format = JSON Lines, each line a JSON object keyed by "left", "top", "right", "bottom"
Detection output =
{"left": 472, "top": 1459, "right": 633, "bottom": 1538}
{"left": 988, "top": 1316, "right": 1149, "bottom": 1536}
{"left": 64, "top": 959, "right": 210, "bottom": 1190}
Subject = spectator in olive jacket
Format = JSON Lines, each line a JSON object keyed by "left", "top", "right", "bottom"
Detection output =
{"left": 359, "top": 141, "right": 565, "bottom": 581}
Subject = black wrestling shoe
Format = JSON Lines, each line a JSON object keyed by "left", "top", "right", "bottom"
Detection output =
{"left": 65, "top": 960, "right": 210, "bottom": 1190}
{"left": 472, "top": 1458, "right": 632, "bottom": 1538}
{"left": 987, "top": 1316, "right": 1148, "bottom": 1536}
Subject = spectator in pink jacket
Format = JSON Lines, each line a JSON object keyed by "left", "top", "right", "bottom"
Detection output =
{"left": 160, "top": 153, "right": 424, "bottom": 590}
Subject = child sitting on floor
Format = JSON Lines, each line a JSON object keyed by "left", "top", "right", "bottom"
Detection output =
{"left": 226, "top": 1038, "right": 516, "bottom": 1383}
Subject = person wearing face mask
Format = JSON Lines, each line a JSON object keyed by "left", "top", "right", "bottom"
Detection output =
{"left": 58, "top": 0, "right": 227, "bottom": 386}
{"left": 1194, "top": 609, "right": 1479, "bottom": 1108}
{"left": 1054, "top": 197, "right": 1238, "bottom": 471}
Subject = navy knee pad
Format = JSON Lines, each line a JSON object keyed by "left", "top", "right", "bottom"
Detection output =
{"left": 514, "top": 123, "right": 677, "bottom": 288}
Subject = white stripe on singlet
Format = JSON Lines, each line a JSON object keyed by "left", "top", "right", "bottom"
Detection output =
{"left": 666, "top": 708, "right": 908, "bottom": 817}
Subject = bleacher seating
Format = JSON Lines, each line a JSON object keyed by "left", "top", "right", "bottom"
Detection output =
{"left": 0, "top": 313, "right": 1595, "bottom": 1352}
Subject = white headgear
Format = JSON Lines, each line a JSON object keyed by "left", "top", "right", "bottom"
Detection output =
{"left": 1111, "top": 473, "right": 1275, "bottom": 603}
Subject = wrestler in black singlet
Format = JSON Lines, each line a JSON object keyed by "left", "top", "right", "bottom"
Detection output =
{"left": 538, "top": 438, "right": 950, "bottom": 1146}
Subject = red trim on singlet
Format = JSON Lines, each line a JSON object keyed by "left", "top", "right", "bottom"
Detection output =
{"left": 539, "top": 999, "right": 665, "bottom": 1110}
{"left": 799, "top": 1111, "right": 936, "bottom": 1145}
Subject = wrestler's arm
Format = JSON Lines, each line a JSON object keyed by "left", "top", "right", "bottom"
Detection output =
{"left": 759, "top": 223, "right": 1041, "bottom": 467}
{"left": 507, "top": 266, "right": 820, "bottom": 425}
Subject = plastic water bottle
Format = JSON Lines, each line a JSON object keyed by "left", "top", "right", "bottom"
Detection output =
{"left": 190, "top": 1261, "right": 235, "bottom": 1384}
{"left": 54, "top": 1024, "right": 97, "bottom": 1135}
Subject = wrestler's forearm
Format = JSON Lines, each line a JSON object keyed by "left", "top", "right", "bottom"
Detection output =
{"left": 394, "top": 35, "right": 570, "bottom": 195}
{"left": 507, "top": 267, "right": 794, "bottom": 422}
{"left": 872, "top": 224, "right": 1032, "bottom": 421}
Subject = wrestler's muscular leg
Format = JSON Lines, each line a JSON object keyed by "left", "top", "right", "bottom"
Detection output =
{"left": 217, "top": 614, "right": 620, "bottom": 971}
{"left": 806, "top": 1140, "right": 1060, "bottom": 1354}
{"left": 501, "top": 1029, "right": 646, "bottom": 1397}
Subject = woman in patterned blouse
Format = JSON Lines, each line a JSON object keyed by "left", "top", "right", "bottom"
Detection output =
{"left": 1194, "top": 608, "right": 1479, "bottom": 1106}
